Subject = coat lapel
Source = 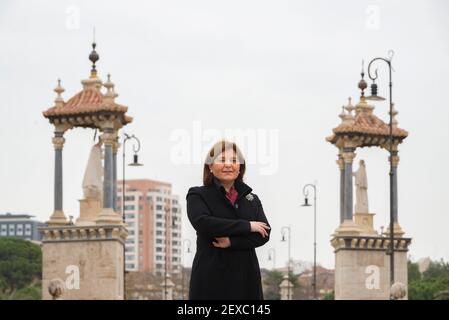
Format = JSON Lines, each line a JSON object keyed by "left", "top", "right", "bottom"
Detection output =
{"left": 211, "top": 177, "right": 253, "bottom": 214}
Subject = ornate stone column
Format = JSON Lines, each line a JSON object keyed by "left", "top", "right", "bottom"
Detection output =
{"left": 333, "top": 145, "right": 362, "bottom": 235}
{"left": 337, "top": 153, "right": 345, "bottom": 224}
{"left": 96, "top": 125, "right": 122, "bottom": 224}
{"left": 112, "top": 134, "right": 120, "bottom": 213}
{"left": 47, "top": 126, "right": 69, "bottom": 225}
{"left": 390, "top": 151, "right": 399, "bottom": 223}
{"left": 342, "top": 147, "right": 356, "bottom": 221}
{"left": 103, "top": 128, "right": 114, "bottom": 210}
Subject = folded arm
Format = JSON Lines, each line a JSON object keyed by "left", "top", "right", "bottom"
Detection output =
{"left": 187, "top": 193, "right": 251, "bottom": 238}
{"left": 228, "top": 195, "right": 271, "bottom": 250}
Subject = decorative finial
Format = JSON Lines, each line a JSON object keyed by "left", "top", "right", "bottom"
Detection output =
{"left": 390, "top": 103, "right": 398, "bottom": 127}
{"left": 54, "top": 79, "right": 65, "bottom": 107}
{"left": 344, "top": 97, "right": 355, "bottom": 115}
{"left": 339, "top": 97, "right": 355, "bottom": 125}
{"left": 89, "top": 30, "right": 99, "bottom": 78}
{"left": 358, "top": 60, "right": 367, "bottom": 97}
{"left": 104, "top": 73, "right": 118, "bottom": 101}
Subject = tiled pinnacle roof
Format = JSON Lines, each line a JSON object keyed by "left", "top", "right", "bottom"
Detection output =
{"left": 43, "top": 88, "right": 130, "bottom": 118}
{"left": 326, "top": 103, "right": 408, "bottom": 145}
{"left": 332, "top": 112, "right": 408, "bottom": 137}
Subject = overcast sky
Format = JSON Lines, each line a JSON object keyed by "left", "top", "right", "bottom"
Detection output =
{"left": 1, "top": 0, "right": 448, "bottom": 270}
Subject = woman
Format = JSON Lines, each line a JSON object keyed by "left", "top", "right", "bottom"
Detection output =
{"left": 186, "top": 140, "right": 271, "bottom": 300}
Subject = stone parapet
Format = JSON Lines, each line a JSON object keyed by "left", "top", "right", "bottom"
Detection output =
{"left": 331, "top": 235, "right": 412, "bottom": 253}
{"left": 40, "top": 224, "right": 128, "bottom": 245}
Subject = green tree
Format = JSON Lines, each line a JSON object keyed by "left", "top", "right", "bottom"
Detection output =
{"left": 323, "top": 290, "right": 334, "bottom": 300}
{"left": 407, "top": 260, "right": 421, "bottom": 282}
{"left": 408, "top": 259, "right": 449, "bottom": 300}
{"left": 423, "top": 259, "right": 449, "bottom": 280}
{"left": 288, "top": 271, "right": 299, "bottom": 288}
{"left": 263, "top": 270, "right": 299, "bottom": 300}
{"left": 263, "top": 270, "right": 283, "bottom": 300}
{"left": 434, "top": 290, "right": 449, "bottom": 300}
{"left": 0, "top": 237, "right": 42, "bottom": 299}
{"left": 1, "top": 281, "right": 42, "bottom": 300}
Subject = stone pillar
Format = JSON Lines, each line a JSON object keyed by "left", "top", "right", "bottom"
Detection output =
{"left": 342, "top": 147, "right": 356, "bottom": 221}
{"left": 388, "top": 150, "right": 404, "bottom": 236}
{"left": 334, "top": 147, "right": 361, "bottom": 235}
{"left": 331, "top": 235, "right": 411, "bottom": 300}
{"left": 40, "top": 225, "right": 128, "bottom": 300}
{"left": 103, "top": 128, "right": 114, "bottom": 210}
{"left": 48, "top": 129, "right": 68, "bottom": 225}
{"left": 96, "top": 126, "right": 122, "bottom": 224}
{"left": 279, "top": 275, "right": 293, "bottom": 300}
{"left": 112, "top": 136, "right": 119, "bottom": 213}
{"left": 337, "top": 154, "right": 345, "bottom": 224}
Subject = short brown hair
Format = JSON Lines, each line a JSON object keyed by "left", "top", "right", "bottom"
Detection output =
{"left": 203, "top": 140, "right": 246, "bottom": 186}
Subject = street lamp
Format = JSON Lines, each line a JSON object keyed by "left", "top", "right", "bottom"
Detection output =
{"left": 267, "top": 248, "right": 276, "bottom": 270}
{"left": 281, "top": 226, "right": 291, "bottom": 300}
{"left": 121, "top": 133, "right": 143, "bottom": 300}
{"left": 182, "top": 239, "right": 192, "bottom": 300}
{"left": 365, "top": 50, "right": 396, "bottom": 293}
{"left": 301, "top": 183, "right": 317, "bottom": 300}
{"left": 122, "top": 133, "right": 143, "bottom": 220}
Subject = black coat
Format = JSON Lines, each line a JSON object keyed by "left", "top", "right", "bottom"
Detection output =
{"left": 186, "top": 177, "right": 271, "bottom": 300}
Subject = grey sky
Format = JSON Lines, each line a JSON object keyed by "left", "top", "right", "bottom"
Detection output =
{"left": 1, "top": 0, "right": 448, "bottom": 270}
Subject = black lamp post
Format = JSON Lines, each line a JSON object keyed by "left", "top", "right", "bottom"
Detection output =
{"left": 268, "top": 248, "right": 276, "bottom": 270}
{"left": 281, "top": 226, "right": 291, "bottom": 300}
{"left": 301, "top": 183, "right": 317, "bottom": 300}
{"left": 163, "top": 204, "right": 176, "bottom": 300}
{"left": 121, "top": 133, "right": 142, "bottom": 300}
{"left": 365, "top": 50, "right": 396, "bottom": 294}
{"left": 122, "top": 133, "right": 143, "bottom": 220}
{"left": 182, "top": 239, "right": 192, "bottom": 300}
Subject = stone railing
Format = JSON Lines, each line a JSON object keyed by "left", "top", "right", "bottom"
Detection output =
{"left": 331, "top": 235, "right": 412, "bottom": 253}
{"left": 39, "top": 224, "right": 128, "bottom": 244}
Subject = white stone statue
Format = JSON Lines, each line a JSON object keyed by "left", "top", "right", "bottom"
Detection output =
{"left": 390, "top": 282, "right": 407, "bottom": 300}
{"left": 48, "top": 279, "right": 65, "bottom": 300}
{"left": 353, "top": 159, "right": 369, "bottom": 213}
{"left": 82, "top": 141, "right": 103, "bottom": 200}
{"left": 279, "top": 274, "right": 293, "bottom": 300}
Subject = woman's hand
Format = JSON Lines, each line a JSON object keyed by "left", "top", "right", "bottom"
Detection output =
{"left": 250, "top": 221, "right": 270, "bottom": 238}
{"left": 213, "top": 237, "right": 231, "bottom": 248}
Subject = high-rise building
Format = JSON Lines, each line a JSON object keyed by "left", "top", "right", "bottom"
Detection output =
{"left": 0, "top": 212, "right": 45, "bottom": 241}
{"left": 117, "top": 179, "right": 182, "bottom": 275}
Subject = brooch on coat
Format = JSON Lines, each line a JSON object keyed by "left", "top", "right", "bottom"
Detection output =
{"left": 245, "top": 193, "right": 254, "bottom": 201}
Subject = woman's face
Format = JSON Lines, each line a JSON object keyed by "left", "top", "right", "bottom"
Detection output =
{"left": 209, "top": 149, "right": 240, "bottom": 184}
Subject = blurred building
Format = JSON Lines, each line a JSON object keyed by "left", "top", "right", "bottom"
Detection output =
{"left": 294, "top": 266, "right": 334, "bottom": 299}
{"left": 0, "top": 212, "right": 45, "bottom": 241}
{"left": 117, "top": 179, "right": 182, "bottom": 275}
